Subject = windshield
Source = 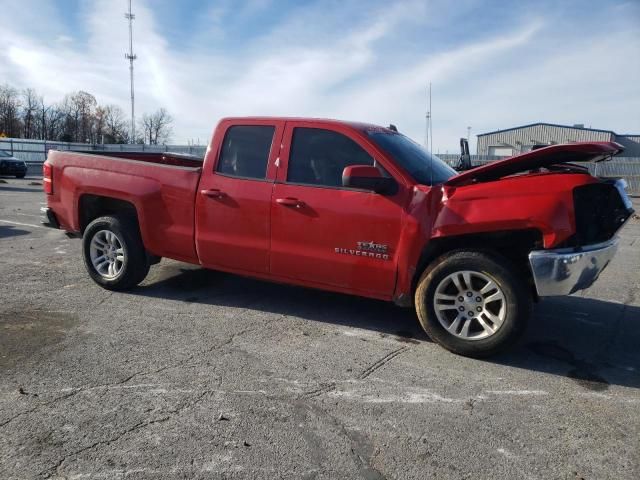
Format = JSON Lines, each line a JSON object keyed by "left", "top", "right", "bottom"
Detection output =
{"left": 366, "top": 131, "right": 456, "bottom": 185}
{"left": 0, "top": 150, "right": 12, "bottom": 157}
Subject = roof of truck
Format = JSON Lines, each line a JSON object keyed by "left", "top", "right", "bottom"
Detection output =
{"left": 219, "top": 117, "right": 395, "bottom": 134}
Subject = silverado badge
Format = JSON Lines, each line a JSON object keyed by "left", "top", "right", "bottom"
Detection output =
{"left": 335, "top": 241, "right": 390, "bottom": 260}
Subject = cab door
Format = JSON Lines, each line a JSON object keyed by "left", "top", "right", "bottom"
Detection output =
{"left": 195, "top": 120, "right": 283, "bottom": 274}
{"left": 269, "top": 122, "right": 406, "bottom": 298}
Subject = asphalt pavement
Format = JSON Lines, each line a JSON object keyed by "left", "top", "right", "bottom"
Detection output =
{"left": 1, "top": 176, "right": 639, "bottom": 480}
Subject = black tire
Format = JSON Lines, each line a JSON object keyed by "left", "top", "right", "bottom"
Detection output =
{"left": 414, "top": 250, "right": 531, "bottom": 358}
{"left": 82, "top": 215, "right": 150, "bottom": 290}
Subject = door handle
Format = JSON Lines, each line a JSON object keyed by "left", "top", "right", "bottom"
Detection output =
{"left": 201, "top": 189, "right": 227, "bottom": 199}
{"left": 276, "top": 197, "right": 305, "bottom": 208}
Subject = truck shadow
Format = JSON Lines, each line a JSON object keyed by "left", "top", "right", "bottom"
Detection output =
{"left": 0, "top": 225, "right": 31, "bottom": 239}
{"left": 491, "top": 295, "right": 640, "bottom": 391}
{"left": 133, "top": 264, "right": 640, "bottom": 390}
{"left": 137, "top": 264, "right": 425, "bottom": 342}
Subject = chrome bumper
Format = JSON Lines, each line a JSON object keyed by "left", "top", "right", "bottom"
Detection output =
{"left": 528, "top": 238, "right": 619, "bottom": 296}
{"left": 40, "top": 207, "right": 60, "bottom": 229}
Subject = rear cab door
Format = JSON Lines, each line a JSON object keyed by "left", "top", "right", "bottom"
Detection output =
{"left": 195, "top": 118, "right": 284, "bottom": 274}
{"left": 269, "top": 121, "right": 409, "bottom": 299}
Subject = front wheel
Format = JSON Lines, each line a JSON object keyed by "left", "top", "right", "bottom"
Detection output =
{"left": 415, "top": 250, "right": 531, "bottom": 358}
{"left": 82, "top": 215, "right": 150, "bottom": 290}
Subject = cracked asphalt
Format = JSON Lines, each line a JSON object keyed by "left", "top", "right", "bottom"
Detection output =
{"left": 1, "top": 177, "right": 639, "bottom": 479}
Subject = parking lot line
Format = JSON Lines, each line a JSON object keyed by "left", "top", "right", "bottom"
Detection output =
{"left": 0, "top": 219, "right": 46, "bottom": 229}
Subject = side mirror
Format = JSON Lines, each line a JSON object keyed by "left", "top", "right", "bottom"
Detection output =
{"left": 342, "top": 165, "right": 397, "bottom": 194}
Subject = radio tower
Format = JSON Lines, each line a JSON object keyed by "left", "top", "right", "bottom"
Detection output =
{"left": 424, "top": 83, "right": 432, "bottom": 152}
{"left": 125, "top": 0, "right": 137, "bottom": 144}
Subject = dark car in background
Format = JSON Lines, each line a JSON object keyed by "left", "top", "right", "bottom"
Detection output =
{"left": 0, "top": 150, "right": 28, "bottom": 178}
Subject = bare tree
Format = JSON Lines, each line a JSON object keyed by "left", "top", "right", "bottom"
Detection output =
{"left": 21, "top": 88, "right": 39, "bottom": 139}
{"left": 60, "top": 91, "right": 97, "bottom": 142}
{"left": 139, "top": 108, "right": 173, "bottom": 145}
{"left": 74, "top": 91, "right": 97, "bottom": 142}
{"left": 59, "top": 94, "right": 78, "bottom": 141}
{"left": 44, "top": 105, "right": 65, "bottom": 141}
{"left": 0, "top": 83, "right": 179, "bottom": 146}
{"left": 37, "top": 96, "right": 51, "bottom": 140}
{"left": 0, "top": 84, "right": 22, "bottom": 137}
{"left": 32, "top": 96, "right": 66, "bottom": 142}
{"left": 103, "top": 105, "right": 129, "bottom": 143}
{"left": 93, "top": 106, "right": 107, "bottom": 143}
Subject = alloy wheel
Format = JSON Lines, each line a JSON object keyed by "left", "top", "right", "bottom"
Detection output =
{"left": 433, "top": 270, "right": 506, "bottom": 340}
{"left": 89, "top": 230, "right": 125, "bottom": 279}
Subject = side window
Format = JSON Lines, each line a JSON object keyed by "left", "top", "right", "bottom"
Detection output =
{"left": 287, "top": 128, "right": 374, "bottom": 187}
{"left": 217, "top": 125, "right": 275, "bottom": 179}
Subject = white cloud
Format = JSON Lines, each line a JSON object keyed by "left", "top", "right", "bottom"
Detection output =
{"left": 0, "top": 0, "right": 638, "bottom": 151}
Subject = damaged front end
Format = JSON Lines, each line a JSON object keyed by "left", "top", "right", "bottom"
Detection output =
{"left": 528, "top": 179, "right": 634, "bottom": 296}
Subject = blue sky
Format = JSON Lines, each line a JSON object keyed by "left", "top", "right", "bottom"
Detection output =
{"left": 1, "top": 0, "right": 638, "bottom": 150}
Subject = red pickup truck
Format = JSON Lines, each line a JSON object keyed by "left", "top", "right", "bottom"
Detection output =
{"left": 42, "top": 117, "right": 634, "bottom": 357}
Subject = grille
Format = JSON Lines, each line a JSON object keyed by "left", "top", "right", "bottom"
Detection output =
{"left": 572, "top": 181, "right": 631, "bottom": 246}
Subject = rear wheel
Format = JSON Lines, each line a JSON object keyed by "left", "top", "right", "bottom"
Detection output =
{"left": 82, "top": 215, "right": 150, "bottom": 290}
{"left": 415, "top": 250, "right": 530, "bottom": 357}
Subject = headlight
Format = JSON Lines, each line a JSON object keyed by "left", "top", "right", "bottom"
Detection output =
{"left": 614, "top": 179, "right": 633, "bottom": 210}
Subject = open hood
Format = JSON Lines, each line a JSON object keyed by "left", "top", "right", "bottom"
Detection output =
{"left": 446, "top": 141, "right": 624, "bottom": 187}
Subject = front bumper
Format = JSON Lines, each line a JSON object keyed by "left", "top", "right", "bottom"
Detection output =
{"left": 528, "top": 238, "right": 619, "bottom": 296}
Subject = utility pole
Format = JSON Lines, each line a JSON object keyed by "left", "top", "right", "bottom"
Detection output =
{"left": 424, "top": 87, "right": 429, "bottom": 150}
{"left": 424, "top": 83, "right": 432, "bottom": 152}
{"left": 125, "top": 0, "right": 137, "bottom": 144}
{"left": 429, "top": 84, "right": 433, "bottom": 154}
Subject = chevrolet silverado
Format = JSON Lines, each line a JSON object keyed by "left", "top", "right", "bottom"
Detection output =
{"left": 42, "top": 117, "right": 634, "bottom": 357}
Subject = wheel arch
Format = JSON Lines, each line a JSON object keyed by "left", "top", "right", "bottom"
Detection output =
{"left": 410, "top": 229, "right": 543, "bottom": 299}
{"left": 78, "top": 194, "right": 139, "bottom": 234}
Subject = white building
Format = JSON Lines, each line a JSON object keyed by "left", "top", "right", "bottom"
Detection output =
{"left": 477, "top": 123, "right": 640, "bottom": 157}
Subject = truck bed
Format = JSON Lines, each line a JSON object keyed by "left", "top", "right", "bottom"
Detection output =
{"left": 45, "top": 150, "right": 202, "bottom": 263}
{"left": 70, "top": 150, "right": 204, "bottom": 168}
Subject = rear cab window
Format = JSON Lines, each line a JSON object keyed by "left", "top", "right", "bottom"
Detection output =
{"left": 217, "top": 125, "right": 275, "bottom": 180}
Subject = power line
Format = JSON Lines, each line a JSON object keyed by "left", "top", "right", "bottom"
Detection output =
{"left": 125, "top": 0, "right": 137, "bottom": 143}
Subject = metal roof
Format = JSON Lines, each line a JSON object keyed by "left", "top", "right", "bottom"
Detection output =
{"left": 476, "top": 122, "right": 638, "bottom": 137}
